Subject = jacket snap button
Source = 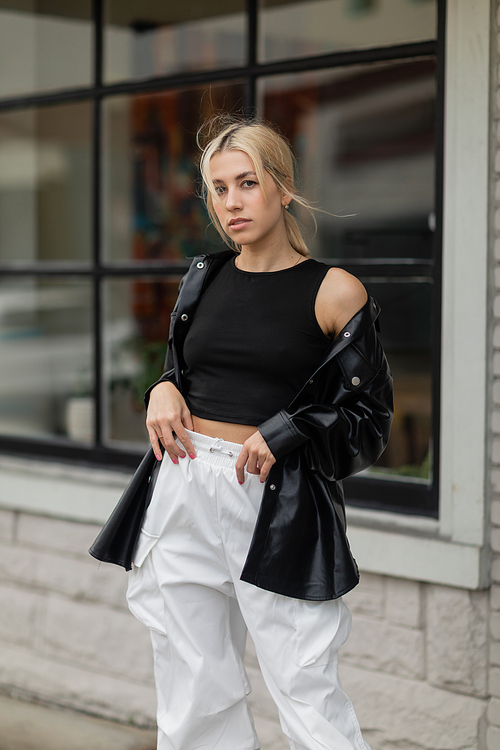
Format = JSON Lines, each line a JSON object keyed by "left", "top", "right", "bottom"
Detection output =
{"left": 196, "top": 262, "right": 204, "bottom": 269}
{"left": 309, "top": 378, "right": 314, "bottom": 385}
{"left": 270, "top": 484, "right": 276, "bottom": 490}
{"left": 180, "top": 313, "right": 188, "bottom": 321}
{"left": 343, "top": 331, "right": 351, "bottom": 337}
{"left": 351, "top": 376, "right": 360, "bottom": 386}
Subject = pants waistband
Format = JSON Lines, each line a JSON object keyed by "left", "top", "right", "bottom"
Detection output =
{"left": 182, "top": 429, "right": 243, "bottom": 470}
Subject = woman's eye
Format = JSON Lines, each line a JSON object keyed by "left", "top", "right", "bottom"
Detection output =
{"left": 242, "top": 180, "right": 256, "bottom": 188}
{"left": 214, "top": 185, "right": 226, "bottom": 195}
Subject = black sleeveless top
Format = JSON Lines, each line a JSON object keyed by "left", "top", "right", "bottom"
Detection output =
{"left": 182, "top": 257, "right": 331, "bottom": 426}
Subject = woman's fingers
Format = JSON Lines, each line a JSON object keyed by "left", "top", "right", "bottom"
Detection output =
{"left": 259, "top": 454, "right": 275, "bottom": 483}
{"left": 146, "top": 382, "right": 197, "bottom": 463}
{"left": 150, "top": 421, "right": 195, "bottom": 464}
{"left": 147, "top": 427, "right": 163, "bottom": 461}
{"left": 183, "top": 408, "right": 195, "bottom": 433}
{"left": 173, "top": 419, "right": 197, "bottom": 460}
{"left": 236, "top": 432, "right": 276, "bottom": 484}
{"left": 235, "top": 447, "right": 249, "bottom": 485}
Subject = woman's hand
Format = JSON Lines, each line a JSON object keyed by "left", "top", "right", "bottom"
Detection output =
{"left": 146, "top": 382, "right": 196, "bottom": 463}
{"left": 235, "top": 430, "right": 276, "bottom": 484}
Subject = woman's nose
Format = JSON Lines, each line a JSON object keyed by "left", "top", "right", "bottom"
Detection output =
{"left": 226, "top": 188, "right": 242, "bottom": 210}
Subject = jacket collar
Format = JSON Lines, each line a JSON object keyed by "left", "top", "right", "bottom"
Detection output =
{"left": 175, "top": 250, "right": 234, "bottom": 320}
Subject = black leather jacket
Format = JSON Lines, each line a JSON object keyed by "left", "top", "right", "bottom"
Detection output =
{"left": 145, "top": 249, "right": 394, "bottom": 601}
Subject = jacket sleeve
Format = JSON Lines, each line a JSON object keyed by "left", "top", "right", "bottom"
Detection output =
{"left": 257, "top": 323, "right": 394, "bottom": 481}
{"left": 143, "top": 361, "right": 177, "bottom": 411}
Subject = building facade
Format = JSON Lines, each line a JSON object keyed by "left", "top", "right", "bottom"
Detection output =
{"left": 0, "top": 1, "right": 498, "bottom": 748}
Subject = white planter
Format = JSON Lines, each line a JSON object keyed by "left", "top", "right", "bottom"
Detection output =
{"left": 65, "top": 397, "right": 95, "bottom": 443}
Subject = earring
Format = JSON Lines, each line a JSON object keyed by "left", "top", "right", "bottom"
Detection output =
{"left": 284, "top": 204, "right": 290, "bottom": 210}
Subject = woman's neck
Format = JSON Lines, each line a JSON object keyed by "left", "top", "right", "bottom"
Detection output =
{"left": 236, "top": 242, "right": 303, "bottom": 273}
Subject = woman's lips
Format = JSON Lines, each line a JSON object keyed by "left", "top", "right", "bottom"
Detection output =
{"left": 228, "top": 219, "right": 251, "bottom": 230}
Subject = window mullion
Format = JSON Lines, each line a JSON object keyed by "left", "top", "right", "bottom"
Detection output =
{"left": 92, "top": 92, "right": 103, "bottom": 447}
{"left": 93, "top": 0, "right": 104, "bottom": 89}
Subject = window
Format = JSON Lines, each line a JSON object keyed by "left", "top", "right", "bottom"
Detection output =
{"left": 0, "top": 0, "right": 442, "bottom": 516}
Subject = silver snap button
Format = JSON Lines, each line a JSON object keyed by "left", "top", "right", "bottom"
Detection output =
{"left": 351, "top": 376, "right": 361, "bottom": 386}
{"left": 180, "top": 313, "right": 188, "bottom": 321}
{"left": 343, "top": 331, "right": 351, "bottom": 337}
{"left": 270, "top": 484, "right": 276, "bottom": 490}
{"left": 309, "top": 378, "right": 314, "bottom": 385}
{"left": 196, "top": 262, "right": 204, "bottom": 269}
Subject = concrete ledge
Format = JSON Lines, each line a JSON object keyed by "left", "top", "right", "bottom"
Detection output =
{"left": 349, "top": 524, "right": 487, "bottom": 590}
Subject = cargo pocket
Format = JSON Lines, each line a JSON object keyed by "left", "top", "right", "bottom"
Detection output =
{"left": 132, "top": 529, "right": 160, "bottom": 568}
{"left": 293, "top": 596, "right": 352, "bottom": 668}
{"left": 127, "top": 551, "right": 166, "bottom": 635}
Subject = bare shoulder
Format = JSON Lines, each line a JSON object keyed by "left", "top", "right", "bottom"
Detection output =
{"left": 315, "top": 267, "right": 368, "bottom": 338}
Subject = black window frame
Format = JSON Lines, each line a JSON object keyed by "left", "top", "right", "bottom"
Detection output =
{"left": 0, "top": 0, "right": 445, "bottom": 518}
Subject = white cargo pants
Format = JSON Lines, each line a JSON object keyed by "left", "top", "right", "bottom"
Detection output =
{"left": 127, "top": 430, "right": 370, "bottom": 750}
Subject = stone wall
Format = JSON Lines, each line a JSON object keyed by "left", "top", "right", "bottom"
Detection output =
{"left": 488, "top": 4, "right": 500, "bottom": 748}
{"left": 0, "top": 508, "right": 156, "bottom": 725}
{"left": 0, "top": 504, "right": 491, "bottom": 750}
{"left": 341, "top": 575, "right": 488, "bottom": 750}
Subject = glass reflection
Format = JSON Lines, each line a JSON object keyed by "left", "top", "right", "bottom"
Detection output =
{"left": 365, "top": 281, "right": 432, "bottom": 481}
{"left": 103, "top": 83, "right": 244, "bottom": 263}
{"left": 259, "top": 0, "right": 437, "bottom": 62}
{"left": 104, "top": 277, "right": 181, "bottom": 445}
{"left": 0, "top": 1, "right": 92, "bottom": 97}
{"left": 105, "top": 0, "right": 246, "bottom": 82}
{"left": 0, "top": 102, "right": 92, "bottom": 263}
{"left": 0, "top": 278, "right": 93, "bottom": 442}
{"left": 261, "top": 59, "right": 436, "bottom": 260}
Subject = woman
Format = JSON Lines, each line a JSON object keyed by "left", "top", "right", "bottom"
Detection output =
{"left": 127, "top": 117, "right": 393, "bottom": 750}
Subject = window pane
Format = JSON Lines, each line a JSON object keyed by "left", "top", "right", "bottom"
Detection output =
{"left": 261, "top": 59, "right": 436, "bottom": 261}
{"left": 103, "top": 82, "right": 245, "bottom": 263}
{"left": 0, "top": 1, "right": 92, "bottom": 97}
{"left": 259, "top": 0, "right": 437, "bottom": 62}
{"left": 365, "top": 281, "right": 432, "bottom": 481}
{"left": 104, "top": 277, "right": 181, "bottom": 446}
{"left": 0, "top": 102, "right": 92, "bottom": 264}
{"left": 104, "top": 0, "right": 246, "bottom": 83}
{"left": 0, "top": 277, "right": 93, "bottom": 443}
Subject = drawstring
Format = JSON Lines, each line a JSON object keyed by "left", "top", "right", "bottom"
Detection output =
{"left": 209, "top": 438, "right": 234, "bottom": 458}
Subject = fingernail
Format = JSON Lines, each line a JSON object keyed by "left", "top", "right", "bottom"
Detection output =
{"left": 189, "top": 453, "right": 196, "bottom": 459}
{"left": 260, "top": 479, "right": 265, "bottom": 483}
{"left": 172, "top": 457, "right": 178, "bottom": 465}
{"left": 238, "top": 480, "right": 244, "bottom": 485}
{"left": 179, "top": 453, "right": 186, "bottom": 459}
{"left": 155, "top": 454, "right": 162, "bottom": 461}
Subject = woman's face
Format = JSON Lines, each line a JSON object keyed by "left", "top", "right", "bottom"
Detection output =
{"left": 209, "top": 149, "right": 287, "bottom": 250}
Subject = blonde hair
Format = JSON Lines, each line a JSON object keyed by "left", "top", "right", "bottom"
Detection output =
{"left": 198, "top": 115, "right": 315, "bottom": 257}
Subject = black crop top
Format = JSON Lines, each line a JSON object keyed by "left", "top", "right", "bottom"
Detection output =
{"left": 182, "top": 257, "right": 332, "bottom": 426}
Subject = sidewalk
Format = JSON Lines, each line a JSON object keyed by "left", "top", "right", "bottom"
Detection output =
{"left": 0, "top": 694, "right": 156, "bottom": 750}
{"left": 0, "top": 686, "right": 285, "bottom": 750}
{"left": 0, "top": 638, "right": 288, "bottom": 750}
